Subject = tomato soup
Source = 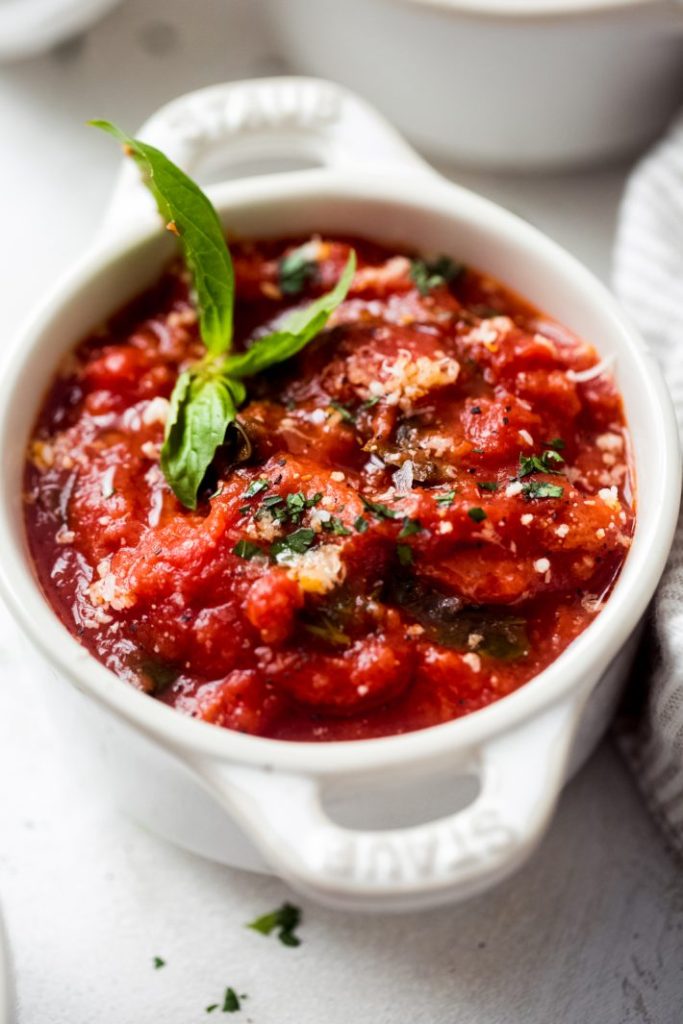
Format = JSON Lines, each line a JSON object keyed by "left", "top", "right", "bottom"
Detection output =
{"left": 24, "top": 236, "right": 634, "bottom": 740}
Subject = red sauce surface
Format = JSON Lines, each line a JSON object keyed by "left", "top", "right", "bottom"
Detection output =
{"left": 24, "top": 236, "right": 634, "bottom": 741}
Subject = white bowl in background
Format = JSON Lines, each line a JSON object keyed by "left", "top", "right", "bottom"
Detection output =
{"left": 261, "top": 0, "right": 683, "bottom": 170}
{"left": 0, "top": 0, "right": 122, "bottom": 62}
{"left": 0, "top": 78, "right": 679, "bottom": 912}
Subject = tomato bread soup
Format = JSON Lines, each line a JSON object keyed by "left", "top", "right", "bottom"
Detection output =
{"left": 24, "top": 236, "right": 634, "bottom": 742}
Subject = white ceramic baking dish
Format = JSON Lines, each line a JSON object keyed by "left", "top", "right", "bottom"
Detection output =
{"left": 261, "top": 0, "right": 683, "bottom": 169}
{"left": 0, "top": 78, "right": 679, "bottom": 912}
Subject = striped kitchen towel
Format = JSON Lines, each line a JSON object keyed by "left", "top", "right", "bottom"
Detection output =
{"left": 614, "top": 114, "right": 683, "bottom": 857}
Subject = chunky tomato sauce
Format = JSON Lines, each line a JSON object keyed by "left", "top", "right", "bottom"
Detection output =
{"left": 25, "top": 236, "right": 634, "bottom": 741}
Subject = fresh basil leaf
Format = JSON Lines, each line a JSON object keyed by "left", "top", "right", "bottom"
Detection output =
{"left": 225, "top": 251, "right": 356, "bottom": 379}
{"left": 90, "top": 121, "right": 234, "bottom": 356}
{"left": 161, "top": 370, "right": 237, "bottom": 509}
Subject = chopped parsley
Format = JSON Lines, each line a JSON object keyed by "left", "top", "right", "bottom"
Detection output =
{"left": 468, "top": 507, "right": 487, "bottom": 523}
{"left": 436, "top": 490, "right": 456, "bottom": 508}
{"left": 354, "top": 516, "right": 370, "bottom": 533}
{"left": 399, "top": 517, "right": 422, "bottom": 538}
{"left": 222, "top": 988, "right": 241, "bottom": 1013}
{"left": 410, "top": 255, "right": 464, "bottom": 296}
{"left": 243, "top": 478, "right": 269, "bottom": 498}
{"left": 152, "top": 956, "right": 166, "bottom": 970}
{"left": 329, "top": 400, "right": 355, "bottom": 424}
{"left": 248, "top": 902, "right": 302, "bottom": 947}
{"left": 518, "top": 450, "right": 564, "bottom": 478}
{"left": 360, "top": 396, "right": 381, "bottom": 411}
{"left": 271, "top": 527, "right": 316, "bottom": 558}
{"left": 361, "top": 496, "right": 397, "bottom": 520}
{"left": 523, "top": 480, "right": 564, "bottom": 500}
{"left": 233, "top": 539, "right": 264, "bottom": 560}
{"left": 256, "top": 490, "right": 321, "bottom": 526}
{"left": 305, "top": 620, "right": 351, "bottom": 646}
{"left": 397, "top": 544, "right": 413, "bottom": 566}
{"left": 279, "top": 247, "right": 318, "bottom": 295}
{"left": 547, "top": 437, "right": 566, "bottom": 450}
{"left": 322, "top": 515, "right": 352, "bottom": 536}
{"left": 477, "top": 481, "right": 499, "bottom": 493}
{"left": 205, "top": 1005, "right": 219, "bottom": 1014}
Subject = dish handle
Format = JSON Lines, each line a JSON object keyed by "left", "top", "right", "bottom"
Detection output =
{"left": 185, "top": 698, "right": 581, "bottom": 912}
{"left": 98, "top": 76, "right": 432, "bottom": 245}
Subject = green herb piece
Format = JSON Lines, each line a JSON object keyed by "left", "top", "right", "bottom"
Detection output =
{"left": 385, "top": 575, "right": 529, "bottom": 661}
{"left": 305, "top": 621, "right": 351, "bottom": 646}
{"left": 547, "top": 437, "right": 566, "bottom": 450}
{"left": 399, "top": 517, "right": 422, "bottom": 538}
{"left": 329, "top": 400, "right": 355, "bottom": 424}
{"left": 91, "top": 122, "right": 234, "bottom": 357}
{"left": 233, "top": 539, "right": 264, "bottom": 560}
{"left": 518, "top": 450, "right": 565, "bottom": 478}
{"left": 94, "top": 124, "right": 358, "bottom": 510}
{"left": 271, "top": 528, "right": 316, "bottom": 559}
{"left": 225, "top": 252, "right": 356, "bottom": 380}
{"left": 436, "top": 490, "right": 456, "bottom": 508}
{"left": 397, "top": 544, "right": 413, "bottom": 566}
{"left": 206, "top": 1005, "right": 219, "bottom": 1014}
{"left": 248, "top": 902, "right": 302, "bottom": 947}
{"left": 477, "top": 481, "right": 499, "bottom": 493}
{"left": 279, "top": 246, "right": 318, "bottom": 295}
{"left": 354, "top": 516, "right": 370, "bottom": 533}
{"left": 523, "top": 481, "right": 564, "bottom": 499}
{"left": 361, "top": 496, "right": 397, "bottom": 520}
{"left": 468, "top": 507, "right": 487, "bottom": 523}
{"left": 323, "top": 515, "right": 352, "bottom": 536}
{"left": 410, "top": 255, "right": 464, "bottom": 296}
{"left": 161, "top": 369, "right": 242, "bottom": 510}
{"left": 360, "top": 396, "right": 381, "bottom": 411}
{"left": 139, "top": 658, "right": 178, "bottom": 694}
{"left": 243, "top": 478, "right": 269, "bottom": 498}
{"left": 153, "top": 957, "right": 165, "bottom": 970}
{"left": 222, "top": 988, "right": 241, "bottom": 1013}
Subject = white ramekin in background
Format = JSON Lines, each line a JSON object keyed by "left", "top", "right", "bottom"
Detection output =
{"left": 0, "top": 78, "right": 679, "bottom": 912}
{"left": 261, "top": 0, "right": 683, "bottom": 170}
{"left": 0, "top": 0, "right": 122, "bottom": 62}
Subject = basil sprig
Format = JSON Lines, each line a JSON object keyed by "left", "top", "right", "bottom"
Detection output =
{"left": 91, "top": 121, "right": 235, "bottom": 356}
{"left": 92, "top": 121, "right": 356, "bottom": 509}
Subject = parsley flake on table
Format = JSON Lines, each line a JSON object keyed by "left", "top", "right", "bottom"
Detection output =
{"left": 222, "top": 988, "right": 241, "bottom": 1013}
{"left": 152, "top": 956, "right": 166, "bottom": 970}
{"left": 248, "top": 902, "right": 302, "bottom": 947}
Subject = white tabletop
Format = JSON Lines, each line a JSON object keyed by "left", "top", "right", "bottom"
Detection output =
{"left": 0, "top": 2, "right": 681, "bottom": 1022}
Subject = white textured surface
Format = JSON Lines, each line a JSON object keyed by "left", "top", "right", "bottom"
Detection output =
{"left": 0, "top": 2, "right": 681, "bottom": 1022}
